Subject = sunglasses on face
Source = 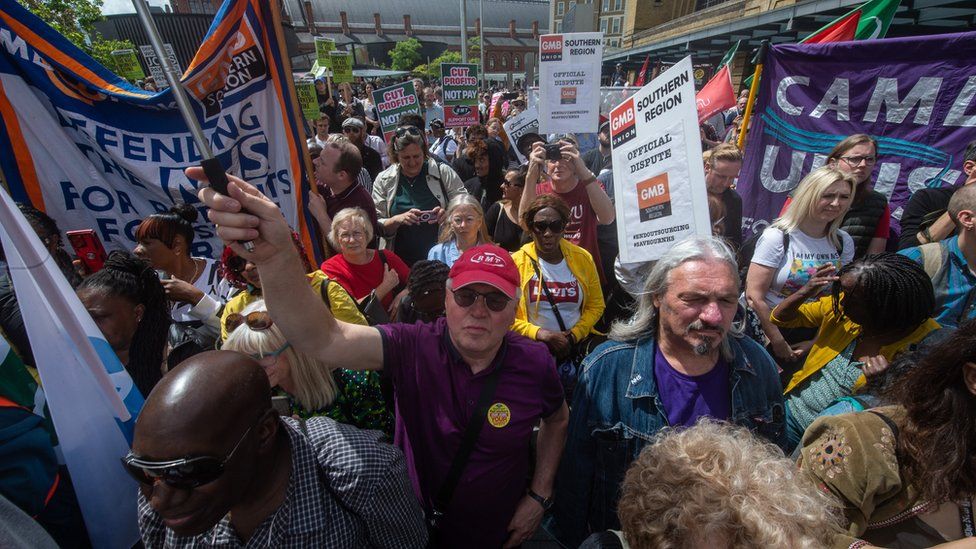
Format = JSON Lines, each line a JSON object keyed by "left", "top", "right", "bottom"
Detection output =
{"left": 530, "top": 220, "right": 566, "bottom": 235}
{"left": 342, "top": 127, "right": 361, "bottom": 133}
{"left": 502, "top": 180, "right": 524, "bottom": 188}
{"left": 450, "top": 287, "right": 511, "bottom": 312}
{"left": 121, "top": 419, "right": 259, "bottom": 489}
{"left": 226, "top": 255, "right": 246, "bottom": 274}
{"left": 395, "top": 125, "right": 422, "bottom": 138}
{"left": 225, "top": 311, "right": 274, "bottom": 333}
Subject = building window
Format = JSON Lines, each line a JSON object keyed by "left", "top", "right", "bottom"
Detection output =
{"left": 513, "top": 54, "right": 521, "bottom": 70}
{"left": 555, "top": 20, "right": 562, "bottom": 32}
{"left": 611, "top": 39, "right": 619, "bottom": 47}
{"left": 613, "top": 0, "right": 622, "bottom": 10}
{"left": 501, "top": 54, "right": 508, "bottom": 69}
{"left": 489, "top": 55, "right": 496, "bottom": 70}
{"left": 611, "top": 16, "right": 620, "bottom": 34}
{"left": 557, "top": 2, "right": 564, "bottom": 15}
{"left": 600, "top": 17, "right": 608, "bottom": 33}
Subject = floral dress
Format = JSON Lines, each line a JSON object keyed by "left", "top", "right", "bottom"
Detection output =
{"left": 276, "top": 369, "right": 392, "bottom": 436}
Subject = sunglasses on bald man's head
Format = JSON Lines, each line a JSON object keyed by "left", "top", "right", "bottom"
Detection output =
{"left": 121, "top": 416, "right": 263, "bottom": 489}
{"left": 225, "top": 311, "right": 274, "bottom": 333}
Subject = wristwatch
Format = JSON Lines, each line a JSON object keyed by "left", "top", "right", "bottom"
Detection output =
{"left": 527, "top": 489, "right": 554, "bottom": 511}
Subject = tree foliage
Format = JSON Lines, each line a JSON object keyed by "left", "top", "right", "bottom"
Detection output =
{"left": 389, "top": 37, "right": 423, "bottom": 72}
{"left": 413, "top": 49, "right": 462, "bottom": 80}
{"left": 466, "top": 37, "right": 481, "bottom": 61}
{"left": 18, "top": 0, "right": 135, "bottom": 72}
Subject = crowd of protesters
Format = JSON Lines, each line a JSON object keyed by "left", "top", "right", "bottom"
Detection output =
{"left": 1, "top": 71, "right": 975, "bottom": 549}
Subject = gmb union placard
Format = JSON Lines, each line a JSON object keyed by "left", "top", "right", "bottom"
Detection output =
{"left": 538, "top": 32, "right": 602, "bottom": 134}
{"left": 609, "top": 56, "right": 710, "bottom": 264}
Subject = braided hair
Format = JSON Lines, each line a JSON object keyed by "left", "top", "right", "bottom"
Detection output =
{"left": 830, "top": 253, "right": 934, "bottom": 332}
{"left": 407, "top": 260, "right": 450, "bottom": 297}
{"left": 79, "top": 251, "right": 170, "bottom": 396}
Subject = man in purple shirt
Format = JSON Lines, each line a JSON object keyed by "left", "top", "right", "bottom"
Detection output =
{"left": 195, "top": 171, "right": 569, "bottom": 549}
{"left": 548, "top": 236, "right": 786, "bottom": 546}
{"left": 307, "top": 138, "right": 380, "bottom": 254}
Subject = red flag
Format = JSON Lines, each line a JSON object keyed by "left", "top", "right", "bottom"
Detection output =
{"left": 635, "top": 55, "right": 651, "bottom": 87}
{"left": 695, "top": 65, "right": 735, "bottom": 123}
{"left": 803, "top": 10, "right": 860, "bottom": 43}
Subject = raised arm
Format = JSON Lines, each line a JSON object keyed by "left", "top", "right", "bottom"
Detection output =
{"left": 566, "top": 143, "right": 614, "bottom": 225}
{"left": 519, "top": 142, "right": 545, "bottom": 222}
{"left": 192, "top": 167, "right": 384, "bottom": 371}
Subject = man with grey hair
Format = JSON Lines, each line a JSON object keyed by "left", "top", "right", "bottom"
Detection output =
{"left": 547, "top": 235, "right": 786, "bottom": 547}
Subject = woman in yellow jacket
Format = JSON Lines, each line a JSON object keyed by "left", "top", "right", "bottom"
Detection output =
{"left": 511, "top": 195, "right": 604, "bottom": 374}
{"left": 770, "top": 253, "right": 941, "bottom": 450}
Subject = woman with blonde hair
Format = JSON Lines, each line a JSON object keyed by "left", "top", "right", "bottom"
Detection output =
{"left": 581, "top": 420, "right": 843, "bottom": 549}
{"left": 321, "top": 207, "right": 410, "bottom": 312}
{"left": 746, "top": 166, "right": 856, "bottom": 366}
{"left": 223, "top": 299, "right": 391, "bottom": 433}
{"left": 426, "top": 194, "right": 491, "bottom": 267}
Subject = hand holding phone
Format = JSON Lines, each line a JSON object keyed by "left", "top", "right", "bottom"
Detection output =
{"left": 66, "top": 229, "right": 108, "bottom": 274}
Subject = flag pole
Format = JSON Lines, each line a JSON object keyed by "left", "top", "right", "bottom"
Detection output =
{"left": 130, "top": 0, "right": 255, "bottom": 251}
{"left": 736, "top": 40, "right": 767, "bottom": 151}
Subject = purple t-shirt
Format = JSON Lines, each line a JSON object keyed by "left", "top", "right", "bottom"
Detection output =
{"left": 378, "top": 318, "right": 564, "bottom": 549}
{"left": 653, "top": 346, "right": 731, "bottom": 427}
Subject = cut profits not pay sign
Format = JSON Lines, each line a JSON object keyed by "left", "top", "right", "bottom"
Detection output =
{"left": 441, "top": 63, "right": 480, "bottom": 128}
{"left": 371, "top": 81, "right": 422, "bottom": 142}
{"left": 538, "top": 32, "right": 602, "bottom": 134}
{"left": 609, "top": 56, "right": 710, "bottom": 264}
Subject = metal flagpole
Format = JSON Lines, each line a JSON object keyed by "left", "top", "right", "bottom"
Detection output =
{"left": 130, "top": 0, "right": 254, "bottom": 251}
{"left": 479, "top": 0, "right": 485, "bottom": 90}
{"left": 460, "top": 0, "right": 469, "bottom": 63}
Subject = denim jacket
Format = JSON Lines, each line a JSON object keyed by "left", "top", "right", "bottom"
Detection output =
{"left": 547, "top": 334, "right": 786, "bottom": 547}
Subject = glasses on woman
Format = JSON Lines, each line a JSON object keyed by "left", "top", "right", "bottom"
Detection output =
{"left": 226, "top": 255, "right": 246, "bottom": 274}
{"left": 395, "top": 125, "right": 422, "bottom": 138}
{"left": 450, "top": 287, "right": 511, "bottom": 312}
{"left": 530, "top": 220, "right": 567, "bottom": 235}
{"left": 840, "top": 155, "right": 876, "bottom": 167}
{"left": 337, "top": 230, "right": 366, "bottom": 242}
{"left": 502, "top": 179, "right": 524, "bottom": 188}
{"left": 225, "top": 311, "right": 274, "bottom": 333}
{"left": 249, "top": 342, "right": 291, "bottom": 367}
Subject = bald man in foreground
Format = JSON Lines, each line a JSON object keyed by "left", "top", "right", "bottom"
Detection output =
{"left": 125, "top": 351, "right": 427, "bottom": 548}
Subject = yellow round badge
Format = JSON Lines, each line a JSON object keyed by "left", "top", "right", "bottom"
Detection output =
{"left": 487, "top": 403, "right": 511, "bottom": 428}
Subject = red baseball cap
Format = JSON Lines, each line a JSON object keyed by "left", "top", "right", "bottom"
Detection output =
{"left": 449, "top": 244, "right": 520, "bottom": 299}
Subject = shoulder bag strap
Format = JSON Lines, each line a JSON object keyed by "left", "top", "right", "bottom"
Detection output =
{"left": 530, "top": 258, "right": 568, "bottom": 332}
{"left": 430, "top": 349, "right": 506, "bottom": 523}
{"left": 431, "top": 161, "right": 450, "bottom": 207}
{"left": 318, "top": 279, "right": 332, "bottom": 309}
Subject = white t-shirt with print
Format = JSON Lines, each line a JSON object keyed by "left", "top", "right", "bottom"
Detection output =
{"left": 751, "top": 227, "right": 855, "bottom": 307}
{"left": 527, "top": 258, "right": 583, "bottom": 332}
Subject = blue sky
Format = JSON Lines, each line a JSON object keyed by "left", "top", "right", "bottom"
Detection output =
{"left": 101, "top": 0, "right": 170, "bottom": 15}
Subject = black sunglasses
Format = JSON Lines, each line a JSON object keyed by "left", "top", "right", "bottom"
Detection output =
{"left": 226, "top": 255, "right": 246, "bottom": 274}
{"left": 342, "top": 126, "right": 362, "bottom": 133}
{"left": 121, "top": 418, "right": 260, "bottom": 489}
{"left": 450, "top": 287, "right": 511, "bottom": 312}
{"left": 530, "top": 220, "right": 566, "bottom": 234}
{"left": 395, "top": 125, "right": 422, "bottom": 138}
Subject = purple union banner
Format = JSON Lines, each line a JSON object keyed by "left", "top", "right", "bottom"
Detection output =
{"left": 737, "top": 30, "right": 976, "bottom": 238}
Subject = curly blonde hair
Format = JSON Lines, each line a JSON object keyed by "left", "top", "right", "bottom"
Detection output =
{"left": 618, "top": 421, "right": 843, "bottom": 549}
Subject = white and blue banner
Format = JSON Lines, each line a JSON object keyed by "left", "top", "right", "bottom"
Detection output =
{"left": 0, "top": 184, "right": 142, "bottom": 549}
{"left": 0, "top": 0, "right": 315, "bottom": 259}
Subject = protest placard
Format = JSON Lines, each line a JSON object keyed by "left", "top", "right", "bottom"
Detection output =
{"left": 538, "top": 32, "right": 602, "bottom": 134}
{"left": 315, "top": 37, "right": 335, "bottom": 68}
{"left": 138, "top": 43, "right": 181, "bottom": 83}
{"left": 609, "top": 56, "right": 709, "bottom": 264}
{"left": 329, "top": 51, "right": 353, "bottom": 83}
{"left": 111, "top": 49, "right": 144, "bottom": 82}
{"left": 503, "top": 106, "right": 539, "bottom": 163}
{"left": 442, "top": 63, "right": 480, "bottom": 128}
{"left": 372, "top": 81, "right": 422, "bottom": 142}
{"left": 295, "top": 79, "right": 319, "bottom": 120}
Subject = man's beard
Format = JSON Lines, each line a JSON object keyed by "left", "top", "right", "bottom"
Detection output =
{"left": 686, "top": 320, "right": 721, "bottom": 356}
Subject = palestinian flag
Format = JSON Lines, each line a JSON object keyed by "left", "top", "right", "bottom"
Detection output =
{"left": 802, "top": 0, "right": 901, "bottom": 43}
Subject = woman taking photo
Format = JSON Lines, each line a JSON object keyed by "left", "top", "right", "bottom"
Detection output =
{"left": 486, "top": 166, "right": 529, "bottom": 252}
{"left": 427, "top": 195, "right": 491, "bottom": 267}
{"left": 771, "top": 252, "right": 941, "bottom": 449}
{"left": 511, "top": 195, "right": 604, "bottom": 372}
{"left": 223, "top": 300, "right": 391, "bottom": 434}
{"left": 133, "top": 204, "right": 232, "bottom": 332}
{"left": 321, "top": 207, "right": 411, "bottom": 313}
{"left": 799, "top": 319, "right": 976, "bottom": 548}
{"left": 371, "top": 125, "right": 467, "bottom": 265}
{"left": 746, "top": 166, "right": 856, "bottom": 366}
{"left": 77, "top": 252, "right": 170, "bottom": 396}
